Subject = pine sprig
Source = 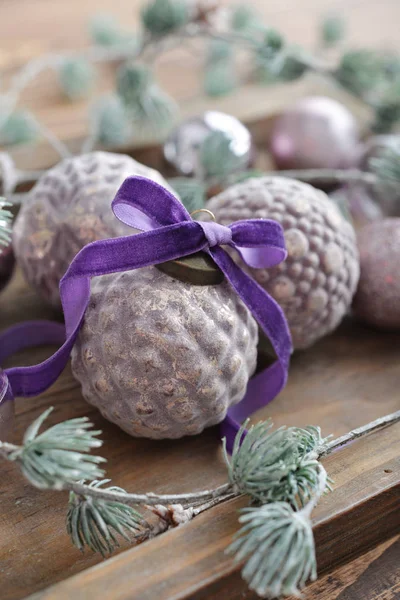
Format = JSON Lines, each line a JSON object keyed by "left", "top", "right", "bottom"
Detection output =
{"left": 223, "top": 420, "right": 326, "bottom": 508}
{"left": 0, "top": 198, "right": 13, "bottom": 248}
{"left": 7, "top": 407, "right": 105, "bottom": 489}
{"left": 227, "top": 502, "right": 317, "bottom": 598}
{"left": 67, "top": 480, "right": 146, "bottom": 556}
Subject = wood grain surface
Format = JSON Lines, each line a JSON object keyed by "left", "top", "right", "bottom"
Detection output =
{"left": 1, "top": 1, "right": 400, "bottom": 599}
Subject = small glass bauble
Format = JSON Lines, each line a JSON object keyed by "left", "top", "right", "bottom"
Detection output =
{"left": 163, "top": 111, "right": 253, "bottom": 177}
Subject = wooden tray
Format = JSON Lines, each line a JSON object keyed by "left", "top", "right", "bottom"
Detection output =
{"left": 1, "top": 245, "right": 400, "bottom": 600}
{"left": 1, "top": 1, "right": 400, "bottom": 597}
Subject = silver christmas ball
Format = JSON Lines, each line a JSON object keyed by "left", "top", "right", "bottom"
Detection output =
{"left": 13, "top": 152, "right": 172, "bottom": 306}
{"left": 353, "top": 219, "right": 400, "bottom": 329}
{"left": 72, "top": 266, "right": 258, "bottom": 439}
{"left": 207, "top": 177, "right": 360, "bottom": 349}
{"left": 163, "top": 111, "right": 252, "bottom": 177}
{"left": 270, "top": 96, "right": 360, "bottom": 170}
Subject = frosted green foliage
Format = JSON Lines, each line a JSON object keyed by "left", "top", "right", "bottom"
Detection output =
{"left": 373, "top": 94, "right": 400, "bottom": 133}
{"left": 90, "top": 95, "right": 130, "bottom": 146}
{"left": 89, "top": 14, "right": 126, "bottom": 47}
{"left": 230, "top": 5, "right": 258, "bottom": 33}
{"left": 255, "top": 29, "right": 285, "bottom": 84}
{"left": 204, "top": 40, "right": 236, "bottom": 97}
{"left": 0, "top": 199, "right": 12, "bottom": 248}
{"left": 58, "top": 58, "right": 95, "bottom": 100}
{"left": 321, "top": 15, "right": 345, "bottom": 47}
{"left": 6, "top": 407, "right": 105, "bottom": 489}
{"left": 117, "top": 63, "right": 177, "bottom": 132}
{"left": 141, "top": 0, "right": 189, "bottom": 36}
{"left": 168, "top": 177, "right": 206, "bottom": 213}
{"left": 200, "top": 131, "right": 244, "bottom": 179}
{"left": 279, "top": 54, "right": 308, "bottom": 81}
{"left": 370, "top": 141, "right": 400, "bottom": 204}
{"left": 335, "top": 50, "right": 389, "bottom": 98}
{"left": 223, "top": 420, "right": 325, "bottom": 508}
{"left": 0, "top": 110, "right": 38, "bottom": 146}
{"left": 67, "top": 480, "right": 144, "bottom": 556}
{"left": 227, "top": 503, "right": 317, "bottom": 598}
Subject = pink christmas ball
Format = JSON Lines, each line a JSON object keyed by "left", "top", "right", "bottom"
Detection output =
{"left": 353, "top": 219, "right": 400, "bottom": 329}
{"left": 270, "top": 96, "right": 360, "bottom": 170}
{"left": 0, "top": 243, "right": 15, "bottom": 293}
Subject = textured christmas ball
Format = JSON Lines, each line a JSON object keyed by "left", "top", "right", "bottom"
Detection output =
{"left": 0, "top": 243, "right": 15, "bottom": 293}
{"left": 270, "top": 96, "right": 359, "bottom": 170}
{"left": 71, "top": 266, "right": 258, "bottom": 439}
{"left": 163, "top": 111, "right": 252, "bottom": 177}
{"left": 353, "top": 219, "right": 400, "bottom": 329}
{"left": 13, "top": 152, "right": 172, "bottom": 306}
{"left": 207, "top": 177, "right": 360, "bottom": 349}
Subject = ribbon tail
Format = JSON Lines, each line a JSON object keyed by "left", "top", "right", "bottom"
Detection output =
{"left": 210, "top": 247, "right": 292, "bottom": 453}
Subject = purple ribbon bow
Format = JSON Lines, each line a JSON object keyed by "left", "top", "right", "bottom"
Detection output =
{"left": 1, "top": 176, "right": 292, "bottom": 450}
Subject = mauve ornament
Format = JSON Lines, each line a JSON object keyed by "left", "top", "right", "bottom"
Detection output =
{"left": 163, "top": 111, "right": 252, "bottom": 177}
{"left": 329, "top": 186, "right": 383, "bottom": 228}
{"left": 207, "top": 177, "right": 360, "bottom": 349}
{"left": 353, "top": 219, "right": 400, "bottom": 329}
{"left": 0, "top": 369, "right": 14, "bottom": 441}
{"left": 0, "top": 243, "right": 15, "bottom": 293}
{"left": 270, "top": 96, "right": 359, "bottom": 170}
{"left": 13, "top": 152, "right": 172, "bottom": 306}
{"left": 71, "top": 266, "right": 258, "bottom": 439}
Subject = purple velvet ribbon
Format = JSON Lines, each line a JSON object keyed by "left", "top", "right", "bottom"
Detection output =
{"left": 0, "top": 176, "right": 292, "bottom": 450}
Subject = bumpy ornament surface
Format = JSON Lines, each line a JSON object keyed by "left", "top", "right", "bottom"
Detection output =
{"left": 13, "top": 152, "right": 172, "bottom": 306}
{"left": 207, "top": 177, "right": 360, "bottom": 349}
{"left": 353, "top": 219, "right": 400, "bottom": 329}
{"left": 72, "top": 267, "right": 258, "bottom": 439}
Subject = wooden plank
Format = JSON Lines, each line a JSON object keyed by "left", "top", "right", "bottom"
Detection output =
{"left": 1, "top": 269, "right": 400, "bottom": 600}
{"left": 26, "top": 423, "right": 400, "bottom": 600}
{"left": 1, "top": 1, "right": 400, "bottom": 599}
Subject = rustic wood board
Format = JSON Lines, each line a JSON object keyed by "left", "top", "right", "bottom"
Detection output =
{"left": 1, "top": 268, "right": 400, "bottom": 600}
{"left": 1, "top": 1, "right": 400, "bottom": 599}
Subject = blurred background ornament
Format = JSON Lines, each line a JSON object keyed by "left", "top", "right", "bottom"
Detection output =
{"left": 353, "top": 218, "right": 400, "bottom": 329}
{"left": 13, "top": 152, "right": 173, "bottom": 306}
{"left": 329, "top": 185, "right": 383, "bottom": 228}
{"left": 163, "top": 111, "right": 252, "bottom": 178}
{"left": 207, "top": 176, "right": 360, "bottom": 349}
{"left": 72, "top": 266, "right": 258, "bottom": 439}
{"left": 269, "top": 96, "right": 360, "bottom": 170}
